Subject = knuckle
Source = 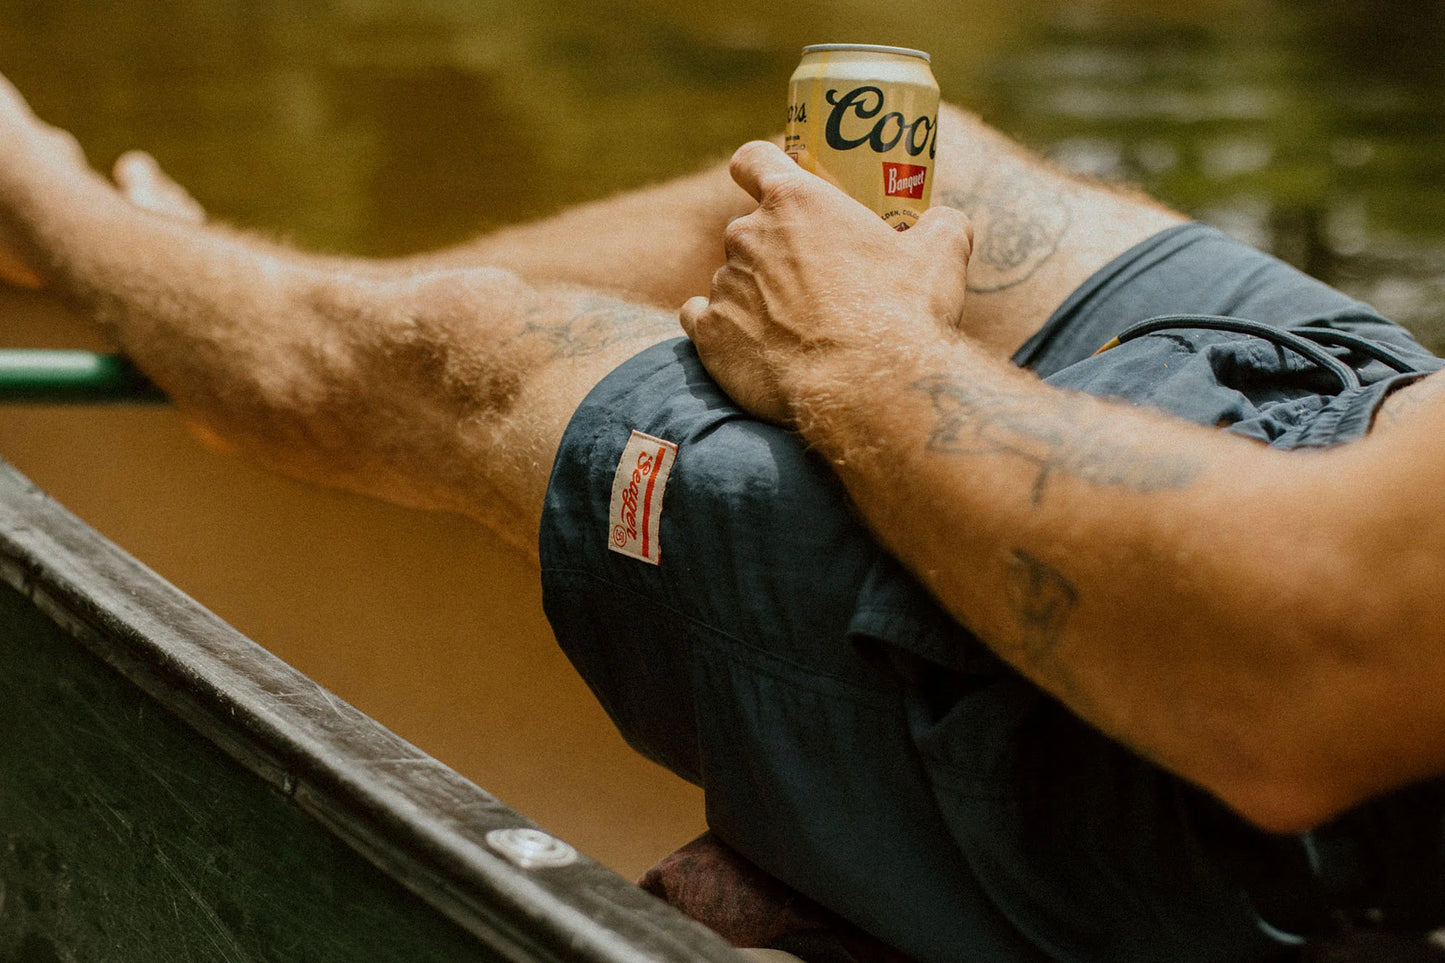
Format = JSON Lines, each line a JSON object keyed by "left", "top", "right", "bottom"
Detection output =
{"left": 709, "top": 266, "right": 753, "bottom": 312}
{"left": 761, "top": 174, "right": 807, "bottom": 209}
{"left": 678, "top": 296, "right": 707, "bottom": 331}
{"left": 717, "top": 262, "right": 741, "bottom": 290}
{"left": 722, "top": 215, "right": 756, "bottom": 257}
{"left": 690, "top": 308, "right": 736, "bottom": 358}
{"left": 920, "top": 207, "right": 975, "bottom": 255}
{"left": 685, "top": 307, "right": 712, "bottom": 344}
{"left": 708, "top": 263, "right": 729, "bottom": 293}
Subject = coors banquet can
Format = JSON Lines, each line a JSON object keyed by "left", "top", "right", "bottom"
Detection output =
{"left": 786, "top": 43, "right": 940, "bottom": 231}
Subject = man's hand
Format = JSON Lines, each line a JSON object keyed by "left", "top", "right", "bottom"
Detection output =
{"left": 679, "top": 140, "right": 973, "bottom": 426}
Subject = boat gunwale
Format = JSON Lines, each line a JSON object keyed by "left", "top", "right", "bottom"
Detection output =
{"left": 0, "top": 458, "right": 743, "bottom": 962}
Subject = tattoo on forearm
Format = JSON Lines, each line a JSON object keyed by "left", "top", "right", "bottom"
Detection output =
{"left": 939, "top": 171, "right": 1070, "bottom": 295}
{"left": 912, "top": 374, "right": 1200, "bottom": 504}
{"left": 1000, "top": 551, "right": 1173, "bottom": 765}
{"left": 1003, "top": 549, "right": 1090, "bottom": 708}
{"left": 1374, "top": 370, "right": 1445, "bottom": 433}
{"left": 518, "top": 296, "right": 676, "bottom": 359}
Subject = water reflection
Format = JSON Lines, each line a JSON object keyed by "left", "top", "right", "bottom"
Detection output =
{"left": 983, "top": 0, "right": 1445, "bottom": 345}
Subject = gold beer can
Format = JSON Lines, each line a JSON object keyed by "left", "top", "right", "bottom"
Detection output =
{"left": 786, "top": 43, "right": 940, "bottom": 231}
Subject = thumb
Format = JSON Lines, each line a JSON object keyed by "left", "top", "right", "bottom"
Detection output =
{"left": 728, "top": 140, "right": 816, "bottom": 203}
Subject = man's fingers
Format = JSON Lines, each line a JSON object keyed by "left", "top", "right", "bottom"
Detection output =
{"left": 679, "top": 296, "right": 708, "bottom": 340}
{"left": 113, "top": 151, "right": 206, "bottom": 223}
{"left": 728, "top": 140, "right": 809, "bottom": 203}
{"left": 905, "top": 205, "right": 974, "bottom": 262}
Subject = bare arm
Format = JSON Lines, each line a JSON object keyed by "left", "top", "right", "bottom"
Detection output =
{"left": 682, "top": 141, "right": 1445, "bottom": 833}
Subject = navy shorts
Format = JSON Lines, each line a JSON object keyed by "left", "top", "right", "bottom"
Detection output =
{"left": 539, "top": 224, "right": 1444, "bottom": 962}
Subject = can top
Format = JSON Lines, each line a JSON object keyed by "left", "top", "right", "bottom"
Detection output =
{"left": 800, "top": 43, "right": 931, "bottom": 63}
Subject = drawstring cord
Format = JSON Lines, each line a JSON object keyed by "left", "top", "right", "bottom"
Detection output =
{"left": 1092, "top": 314, "right": 1374, "bottom": 390}
{"left": 1093, "top": 314, "right": 1435, "bottom": 391}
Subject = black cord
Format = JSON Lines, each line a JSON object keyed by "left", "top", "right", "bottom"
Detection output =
{"left": 1106, "top": 315, "right": 1367, "bottom": 390}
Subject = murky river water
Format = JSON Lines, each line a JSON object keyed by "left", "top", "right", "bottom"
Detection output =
{"left": 0, "top": 0, "right": 1441, "bottom": 878}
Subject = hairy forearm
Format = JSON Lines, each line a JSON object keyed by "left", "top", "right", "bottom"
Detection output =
{"left": 792, "top": 339, "right": 1445, "bottom": 831}
{"left": 174, "top": 156, "right": 752, "bottom": 313}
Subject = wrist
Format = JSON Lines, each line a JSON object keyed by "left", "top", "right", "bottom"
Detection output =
{"left": 788, "top": 329, "right": 948, "bottom": 466}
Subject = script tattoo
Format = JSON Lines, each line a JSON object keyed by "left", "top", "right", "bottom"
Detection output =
{"left": 939, "top": 169, "right": 1070, "bottom": 294}
{"left": 912, "top": 373, "right": 1200, "bottom": 504}
{"left": 519, "top": 296, "right": 676, "bottom": 359}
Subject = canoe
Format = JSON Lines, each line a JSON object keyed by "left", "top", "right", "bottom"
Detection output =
{"left": 0, "top": 456, "right": 744, "bottom": 961}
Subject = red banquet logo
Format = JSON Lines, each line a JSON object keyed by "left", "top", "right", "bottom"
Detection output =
{"left": 883, "top": 162, "right": 928, "bottom": 200}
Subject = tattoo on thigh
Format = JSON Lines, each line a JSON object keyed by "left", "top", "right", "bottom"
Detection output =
{"left": 519, "top": 296, "right": 676, "bottom": 358}
{"left": 939, "top": 171, "right": 1070, "bottom": 295}
{"left": 912, "top": 374, "right": 1200, "bottom": 503}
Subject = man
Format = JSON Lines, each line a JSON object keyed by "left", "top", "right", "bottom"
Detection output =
{"left": 2, "top": 69, "right": 1443, "bottom": 959}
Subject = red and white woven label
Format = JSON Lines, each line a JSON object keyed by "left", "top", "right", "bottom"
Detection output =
{"left": 608, "top": 430, "right": 677, "bottom": 566}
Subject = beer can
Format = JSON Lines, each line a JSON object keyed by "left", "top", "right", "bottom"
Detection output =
{"left": 786, "top": 43, "right": 940, "bottom": 231}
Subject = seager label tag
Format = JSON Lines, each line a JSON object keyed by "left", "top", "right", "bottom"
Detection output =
{"left": 608, "top": 430, "right": 677, "bottom": 566}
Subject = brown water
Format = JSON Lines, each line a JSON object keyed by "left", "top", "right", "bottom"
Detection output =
{"left": 0, "top": 0, "right": 1442, "bottom": 879}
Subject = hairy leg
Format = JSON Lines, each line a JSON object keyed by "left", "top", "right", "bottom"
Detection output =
{"left": 0, "top": 78, "right": 675, "bottom": 560}
{"left": 396, "top": 105, "right": 1181, "bottom": 359}
{"left": 110, "top": 102, "right": 1179, "bottom": 361}
{"left": 0, "top": 75, "right": 1180, "bottom": 563}
{"left": 431, "top": 104, "right": 1182, "bottom": 359}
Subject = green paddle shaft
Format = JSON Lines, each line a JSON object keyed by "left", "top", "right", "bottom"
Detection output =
{"left": 0, "top": 350, "right": 166, "bottom": 403}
